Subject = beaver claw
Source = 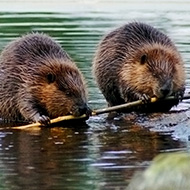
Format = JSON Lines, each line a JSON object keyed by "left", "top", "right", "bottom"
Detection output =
{"left": 133, "top": 92, "right": 151, "bottom": 104}
{"left": 38, "top": 115, "right": 51, "bottom": 126}
{"left": 141, "top": 94, "right": 151, "bottom": 104}
{"left": 33, "top": 113, "right": 51, "bottom": 126}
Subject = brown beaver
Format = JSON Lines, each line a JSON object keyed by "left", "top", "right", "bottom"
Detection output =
{"left": 93, "top": 22, "right": 185, "bottom": 112}
{"left": 0, "top": 33, "right": 91, "bottom": 125}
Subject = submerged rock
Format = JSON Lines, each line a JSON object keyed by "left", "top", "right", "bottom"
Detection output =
{"left": 127, "top": 152, "right": 190, "bottom": 190}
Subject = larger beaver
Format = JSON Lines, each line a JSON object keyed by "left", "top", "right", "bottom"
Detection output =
{"left": 93, "top": 22, "right": 185, "bottom": 112}
{"left": 0, "top": 33, "right": 91, "bottom": 125}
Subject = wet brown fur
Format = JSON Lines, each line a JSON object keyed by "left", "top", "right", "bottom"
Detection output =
{"left": 0, "top": 33, "right": 90, "bottom": 123}
{"left": 93, "top": 22, "right": 185, "bottom": 112}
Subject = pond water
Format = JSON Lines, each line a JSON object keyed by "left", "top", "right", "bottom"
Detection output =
{"left": 0, "top": 1, "right": 190, "bottom": 190}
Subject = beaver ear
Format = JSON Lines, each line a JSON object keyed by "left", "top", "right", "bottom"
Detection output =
{"left": 47, "top": 73, "right": 56, "bottom": 83}
{"left": 140, "top": 54, "right": 147, "bottom": 65}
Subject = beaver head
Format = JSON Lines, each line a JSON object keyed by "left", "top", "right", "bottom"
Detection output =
{"left": 24, "top": 58, "right": 91, "bottom": 119}
{"left": 119, "top": 43, "right": 185, "bottom": 100}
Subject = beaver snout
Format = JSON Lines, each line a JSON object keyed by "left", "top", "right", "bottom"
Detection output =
{"left": 160, "top": 87, "right": 170, "bottom": 97}
{"left": 78, "top": 103, "right": 92, "bottom": 116}
{"left": 71, "top": 103, "right": 92, "bottom": 117}
{"left": 159, "top": 79, "right": 172, "bottom": 98}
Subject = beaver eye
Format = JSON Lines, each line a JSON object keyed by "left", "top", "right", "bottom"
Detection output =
{"left": 65, "top": 91, "right": 71, "bottom": 96}
{"left": 47, "top": 73, "right": 56, "bottom": 83}
{"left": 152, "top": 73, "right": 156, "bottom": 77}
{"left": 140, "top": 54, "right": 147, "bottom": 65}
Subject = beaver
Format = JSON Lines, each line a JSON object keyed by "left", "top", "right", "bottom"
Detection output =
{"left": 93, "top": 22, "right": 185, "bottom": 112}
{"left": 0, "top": 33, "right": 91, "bottom": 125}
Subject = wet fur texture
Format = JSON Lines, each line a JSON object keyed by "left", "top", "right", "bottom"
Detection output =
{"left": 0, "top": 33, "right": 90, "bottom": 123}
{"left": 93, "top": 22, "right": 185, "bottom": 112}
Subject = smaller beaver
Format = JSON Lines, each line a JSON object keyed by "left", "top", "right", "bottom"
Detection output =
{"left": 0, "top": 33, "right": 91, "bottom": 125}
{"left": 93, "top": 22, "right": 185, "bottom": 112}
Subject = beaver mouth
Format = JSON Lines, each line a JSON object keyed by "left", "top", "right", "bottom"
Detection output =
{"left": 69, "top": 110, "right": 83, "bottom": 117}
{"left": 70, "top": 104, "right": 92, "bottom": 117}
{"left": 153, "top": 89, "right": 172, "bottom": 99}
{"left": 68, "top": 111, "right": 73, "bottom": 116}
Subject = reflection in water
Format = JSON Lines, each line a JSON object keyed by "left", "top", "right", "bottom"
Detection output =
{"left": 0, "top": 2, "right": 190, "bottom": 190}
{"left": 0, "top": 121, "right": 184, "bottom": 190}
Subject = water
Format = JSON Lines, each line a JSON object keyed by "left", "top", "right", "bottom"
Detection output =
{"left": 0, "top": 1, "right": 190, "bottom": 189}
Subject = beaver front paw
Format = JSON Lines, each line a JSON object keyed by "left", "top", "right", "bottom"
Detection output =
{"left": 38, "top": 115, "right": 51, "bottom": 126}
{"left": 134, "top": 93, "right": 151, "bottom": 104}
{"left": 141, "top": 94, "right": 151, "bottom": 104}
{"left": 174, "top": 89, "right": 185, "bottom": 102}
{"left": 33, "top": 113, "right": 51, "bottom": 126}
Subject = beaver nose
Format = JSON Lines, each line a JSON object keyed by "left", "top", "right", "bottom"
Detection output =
{"left": 160, "top": 80, "right": 172, "bottom": 97}
{"left": 78, "top": 103, "right": 92, "bottom": 116}
{"left": 160, "top": 88, "right": 170, "bottom": 97}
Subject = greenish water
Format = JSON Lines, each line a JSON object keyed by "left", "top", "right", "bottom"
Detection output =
{"left": 0, "top": 1, "right": 190, "bottom": 190}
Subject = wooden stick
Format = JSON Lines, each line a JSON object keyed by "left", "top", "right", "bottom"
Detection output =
{"left": 11, "top": 94, "right": 190, "bottom": 129}
{"left": 12, "top": 114, "right": 88, "bottom": 129}
{"left": 94, "top": 98, "right": 157, "bottom": 115}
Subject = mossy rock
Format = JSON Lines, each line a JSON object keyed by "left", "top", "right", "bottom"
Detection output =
{"left": 127, "top": 152, "right": 190, "bottom": 190}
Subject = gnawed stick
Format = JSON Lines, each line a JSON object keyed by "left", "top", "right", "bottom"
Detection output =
{"left": 11, "top": 95, "right": 190, "bottom": 129}
{"left": 11, "top": 114, "right": 89, "bottom": 130}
